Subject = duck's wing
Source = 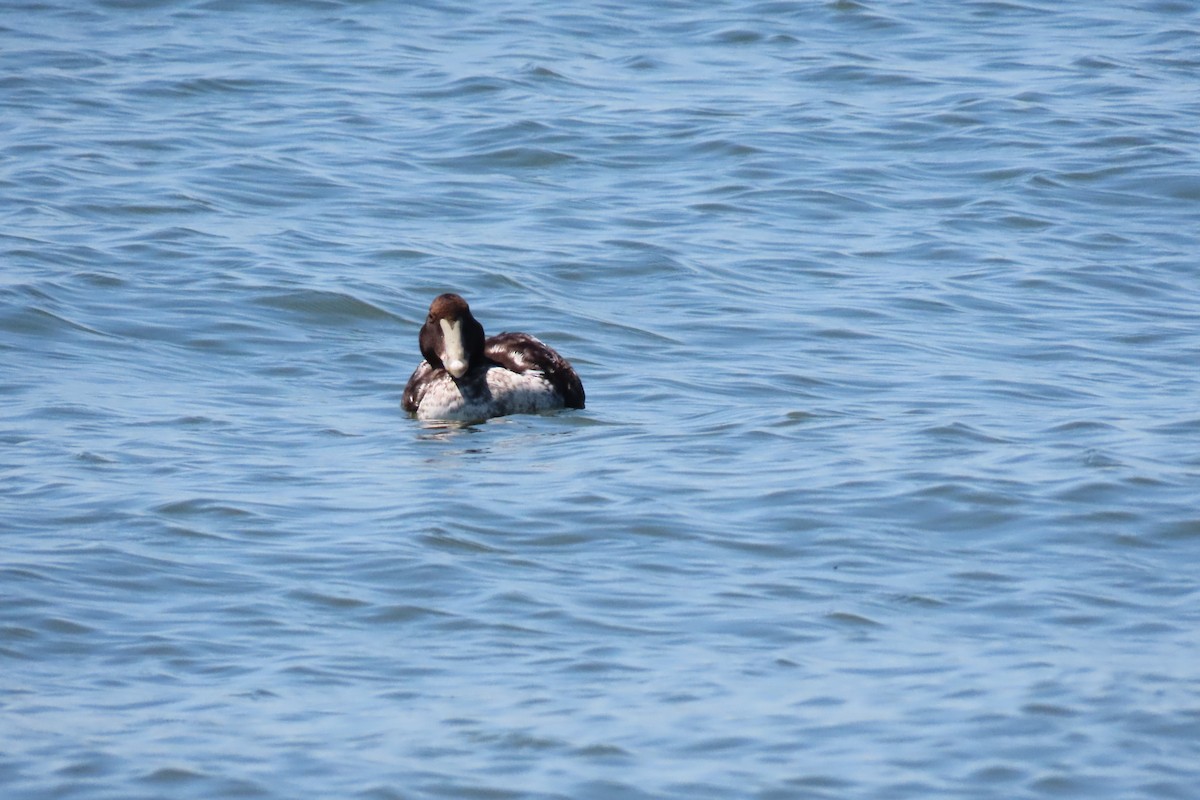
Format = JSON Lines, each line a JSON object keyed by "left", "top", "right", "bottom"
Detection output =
{"left": 484, "top": 332, "right": 585, "bottom": 409}
{"left": 402, "top": 361, "right": 436, "bottom": 413}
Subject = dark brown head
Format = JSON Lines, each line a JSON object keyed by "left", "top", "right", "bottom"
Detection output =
{"left": 419, "top": 293, "right": 486, "bottom": 378}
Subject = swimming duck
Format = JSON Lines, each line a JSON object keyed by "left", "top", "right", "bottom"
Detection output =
{"left": 402, "top": 293, "right": 585, "bottom": 422}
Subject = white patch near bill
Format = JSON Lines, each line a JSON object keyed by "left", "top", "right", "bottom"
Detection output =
{"left": 439, "top": 318, "right": 468, "bottom": 377}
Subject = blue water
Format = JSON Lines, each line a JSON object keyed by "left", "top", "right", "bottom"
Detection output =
{"left": 4, "top": 1, "right": 1200, "bottom": 798}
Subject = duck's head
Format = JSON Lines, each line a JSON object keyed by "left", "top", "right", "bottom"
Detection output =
{"left": 419, "top": 293, "right": 486, "bottom": 379}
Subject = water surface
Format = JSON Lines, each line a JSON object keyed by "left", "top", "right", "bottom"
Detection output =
{"left": 3, "top": 1, "right": 1200, "bottom": 798}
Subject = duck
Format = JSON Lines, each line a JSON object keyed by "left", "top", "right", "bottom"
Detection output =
{"left": 402, "top": 293, "right": 585, "bottom": 422}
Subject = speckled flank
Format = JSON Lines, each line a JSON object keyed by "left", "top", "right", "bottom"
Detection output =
{"left": 413, "top": 365, "right": 565, "bottom": 422}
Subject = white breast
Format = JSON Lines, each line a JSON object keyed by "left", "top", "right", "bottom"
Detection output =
{"left": 415, "top": 366, "right": 564, "bottom": 422}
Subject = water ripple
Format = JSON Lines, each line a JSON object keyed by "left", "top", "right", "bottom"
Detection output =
{"left": 4, "top": 1, "right": 1200, "bottom": 798}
